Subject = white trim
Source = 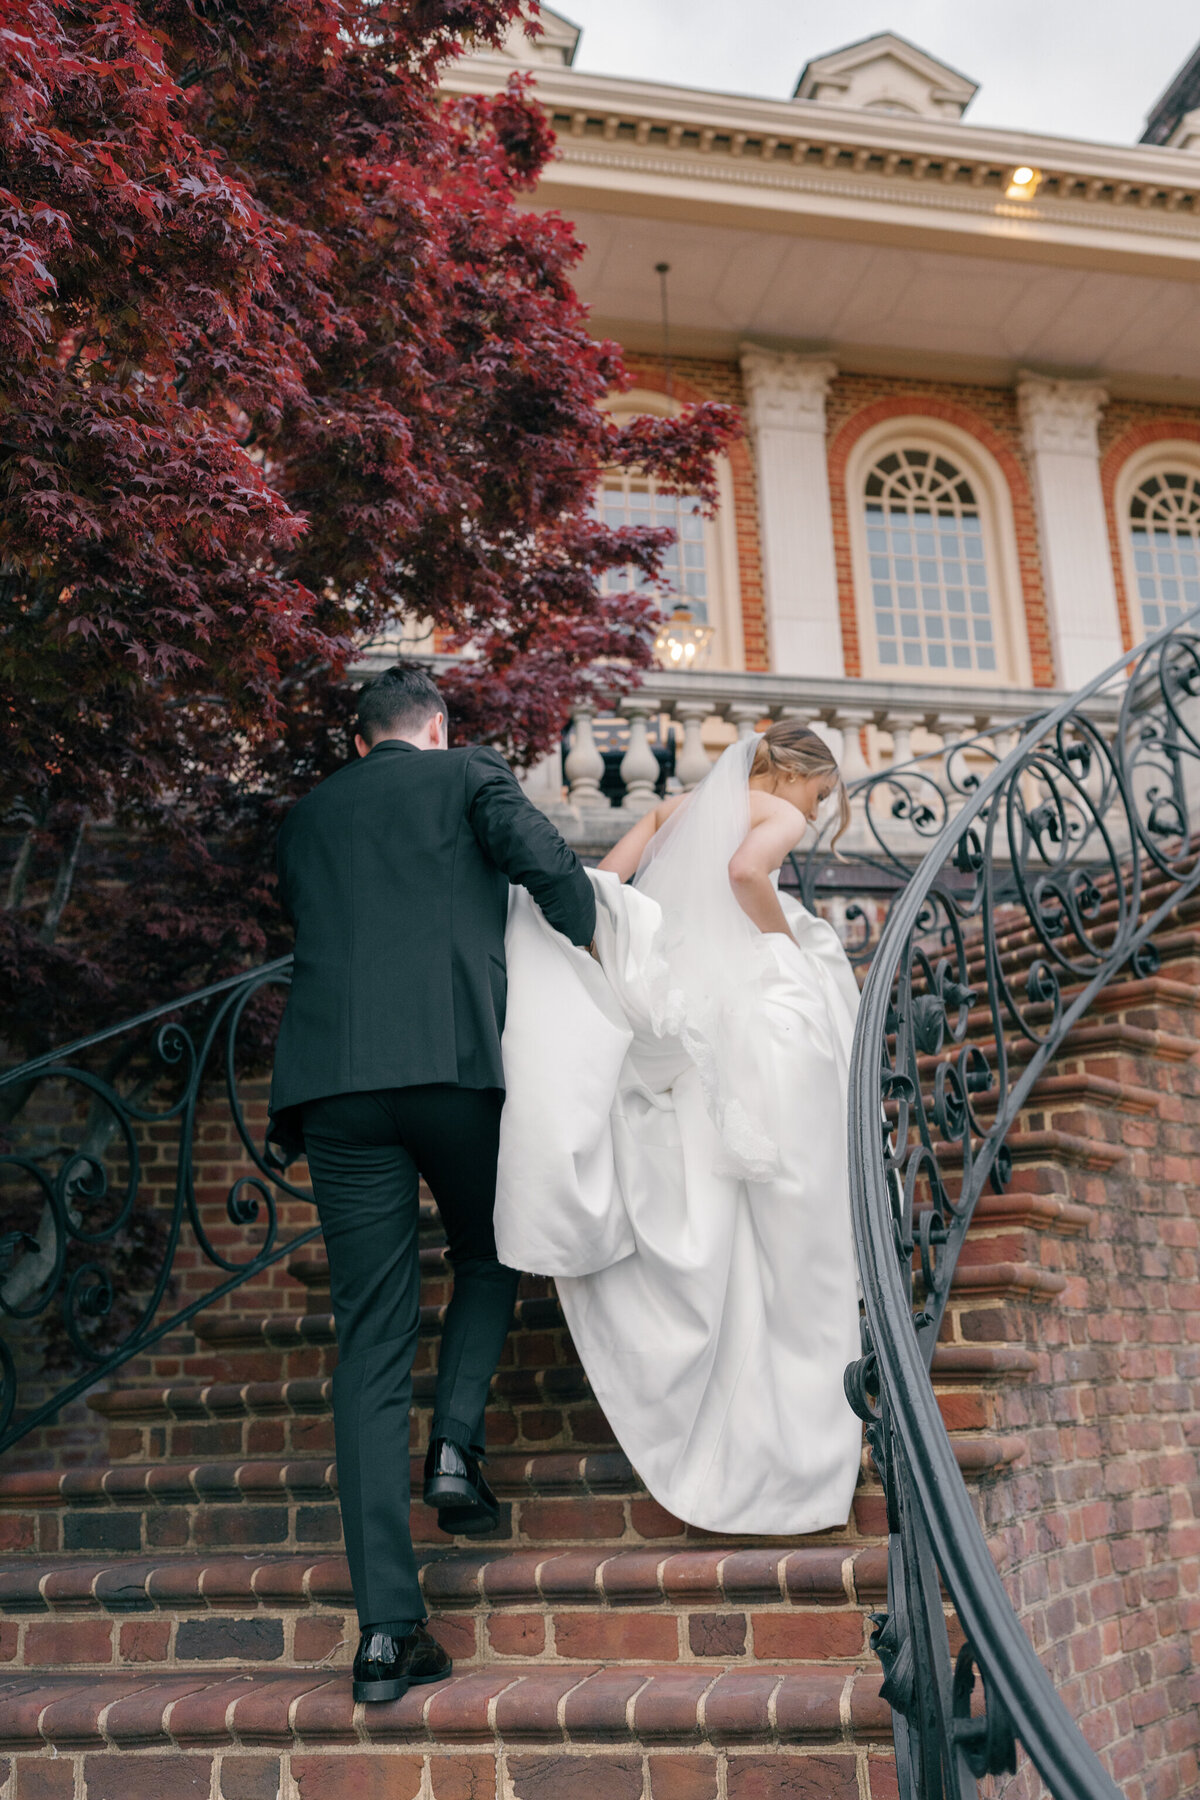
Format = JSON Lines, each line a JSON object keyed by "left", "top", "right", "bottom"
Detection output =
{"left": 444, "top": 57, "right": 1200, "bottom": 262}
{"left": 1114, "top": 438, "right": 1200, "bottom": 644}
{"left": 845, "top": 415, "right": 1033, "bottom": 688}
{"left": 1018, "top": 375, "right": 1123, "bottom": 686}
{"left": 601, "top": 388, "right": 744, "bottom": 672}
{"left": 739, "top": 348, "right": 842, "bottom": 677}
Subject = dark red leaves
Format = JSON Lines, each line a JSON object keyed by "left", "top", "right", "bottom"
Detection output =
{"left": 1, "top": 0, "right": 738, "bottom": 1057}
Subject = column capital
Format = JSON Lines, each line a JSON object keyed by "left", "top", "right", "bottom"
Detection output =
{"left": 739, "top": 345, "right": 838, "bottom": 436}
{"left": 1017, "top": 372, "right": 1109, "bottom": 459}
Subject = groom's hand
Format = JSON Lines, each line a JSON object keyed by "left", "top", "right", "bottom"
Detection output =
{"left": 587, "top": 939, "right": 601, "bottom": 962}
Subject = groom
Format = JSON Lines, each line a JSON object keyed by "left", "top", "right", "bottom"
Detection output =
{"left": 268, "top": 664, "right": 596, "bottom": 1702}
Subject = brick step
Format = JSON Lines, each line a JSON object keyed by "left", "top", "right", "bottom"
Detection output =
{"left": 90, "top": 1338, "right": 1036, "bottom": 1429}
{"left": 84, "top": 1337, "right": 1033, "bottom": 1469}
{"left": 0, "top": 1663, "right": 895, "bottom": 1764}
{"left": 950, "top": 864, "right": 1199, "bottom": 963}
{"left": 193, "top": 1293, "right": 564, "bottom": 1352}
{"left": 0, "top": 1440, "right": 1020, "bottom": 1559}
{"left": 960, "top": 903, "right": 1200, "bottom": 994}
{"left": 0, "top": 1543, "right": 891, "bottom": 1672}
{"left": 953, "top": 972, "right": 1200, "bottom": 1052}
{"left": 0, "top": 1543, "right": 888, "bottom": 1618}
{"left": 0, "top": 1741, "right": 901, "bottom": 1800}
{"left": 88, "top": 1364, "right": 610, "bottom": 1463}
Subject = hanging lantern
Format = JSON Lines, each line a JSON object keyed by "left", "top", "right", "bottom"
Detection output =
{"left": 653, "top": 607, "right": 715, "bottom": 670}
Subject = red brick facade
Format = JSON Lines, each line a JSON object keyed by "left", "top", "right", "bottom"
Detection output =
{"left": 1100, "top": 407, "right": 1200, "bottom": 653}
{"left": 621, "top": 353, "right": 769, "bottom": 671}
{"left": 617, "top": 357, "right": 1200, "bottom": 693}
{"left": 824, "top": 376, "right": 1056, "bottom": 688}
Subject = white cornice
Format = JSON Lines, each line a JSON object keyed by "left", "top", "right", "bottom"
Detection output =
{"left": 444, "top": 55, "right": 1200, "bottom": 250}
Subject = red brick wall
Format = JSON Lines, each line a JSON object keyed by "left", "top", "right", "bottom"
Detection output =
{"left": 620, "top": 353, "right": 769, "bottom": 671}
{"left": 963, "top": 973, "right": 1200, "bottom": 1800}
{"left": 1100, "top": 407, "right": 1200, "bottom": 652}
{"left": 3, "top": 1082, "right": 317, "bottom": 1472}
{"left": 824, "top": 374, "right": 1056, "bottom": 688}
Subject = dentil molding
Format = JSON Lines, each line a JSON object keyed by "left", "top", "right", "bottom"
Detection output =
{"left": 739, "top": 347, "right": 838, "bottom": 436}
{"left": 1017, "top": 372, "right": 1109, "bottom": 459}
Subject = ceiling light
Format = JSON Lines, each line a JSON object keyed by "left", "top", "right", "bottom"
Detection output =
{"left": 1005, "top": 165, "right": 1041, "bottom": 200}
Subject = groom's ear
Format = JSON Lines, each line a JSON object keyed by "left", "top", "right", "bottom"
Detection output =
{"left": 354, "top": 732, "right": 371, "bottom": 759}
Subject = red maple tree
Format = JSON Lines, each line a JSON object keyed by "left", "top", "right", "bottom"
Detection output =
{"left": 0, "top": 0, "right": 738, "bottom": 1061}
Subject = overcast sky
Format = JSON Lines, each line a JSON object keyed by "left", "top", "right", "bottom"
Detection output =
{"left": 552, "top": 2, "right": 1199, "bottom": 147}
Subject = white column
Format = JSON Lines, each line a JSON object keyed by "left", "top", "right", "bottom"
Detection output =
{"left": 1017, "top": 373, "right": 1124, "bottom": 690}
{"left": 739, "top": 346, "right": 843, "bottom": 678}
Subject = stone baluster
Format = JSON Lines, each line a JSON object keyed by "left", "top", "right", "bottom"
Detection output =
{"left": 879, "top": 708, "right": 925, "bottom": 772}
{"left": 728, "top": 703, "right": 767, "bottom": 742}
{"left": 674, "top": 701, "right": 714, "bottom": 790}
{"left": 620, "top": 698, "right": 662, "bottom": 814}
{"left": 563, "top": 704, "right": 605, "bottom": 809}
{"left": 827, "top": 707, "right": 873, "bottom": 785}
{"left": 982, "top": 715, "right": 1022, "bottom": 765}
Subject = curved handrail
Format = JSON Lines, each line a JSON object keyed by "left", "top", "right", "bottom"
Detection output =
{"left": 844, "top": 606, "right": 1200, "bottom": 1798}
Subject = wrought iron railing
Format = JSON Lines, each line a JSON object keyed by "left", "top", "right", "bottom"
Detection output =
{"left": 1, "top": 622, "right": 1192, "bottom": 1792}
{"left": 0, "top": 710, "right": 1038, "bottom": 1456}
{"left": 840, "top": 607, "right": 1200, "bottom": 1799}
{"left": 0, "top": 958, "right": 319, "bottom": 1455}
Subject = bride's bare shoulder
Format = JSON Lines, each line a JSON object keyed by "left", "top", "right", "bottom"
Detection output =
{"left": 748, "top": 788, "right": 800, "bottom": 822}
{"left": 651, "top": 792, "right": 689, "bottom": 830}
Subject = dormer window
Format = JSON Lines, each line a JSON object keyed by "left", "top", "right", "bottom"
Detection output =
{"left": 792, "top": 31, "right": 978, "bottom": 121}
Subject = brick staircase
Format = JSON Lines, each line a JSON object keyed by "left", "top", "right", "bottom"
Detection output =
{"left": 1, "top": 889, "right": 1198, "bottom": 1799}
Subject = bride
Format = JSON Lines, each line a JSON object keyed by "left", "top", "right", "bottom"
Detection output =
{"left": 493, "top": 720, "right": 864, "bottom": 1535}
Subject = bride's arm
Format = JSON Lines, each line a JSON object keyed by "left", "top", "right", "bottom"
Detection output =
{"left": 597, "top": 793, "right": 686, "bottom": 882}
{"left": 728, "top": 803, "right": 808, "bottom": 936}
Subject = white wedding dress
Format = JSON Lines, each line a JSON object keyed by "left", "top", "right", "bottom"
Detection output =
{"left": 494, "top": 737, "right": 864, "bottom": 1535}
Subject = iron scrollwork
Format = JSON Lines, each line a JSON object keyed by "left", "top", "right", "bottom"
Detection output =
{"left": 0, "top": 958, "right": 317, "bottom": 1455}
{"left": 844, "top": 608, "right": 1200, "bottom": 1799}
{"left": 3, "top": 619, "right": 1199, "bottom": 1796}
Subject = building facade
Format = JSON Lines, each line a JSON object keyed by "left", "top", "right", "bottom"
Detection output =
{"left": 445, "top": 20, "right": 1200, "bottom": 822}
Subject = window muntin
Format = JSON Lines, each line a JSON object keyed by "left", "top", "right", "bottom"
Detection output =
{"left": 1129, "top": 467, "right": 1200, "bottom": 635}
{"left": 864, "top": 447, "right": 997, "bottom": 674}
{"left": 598, "top": 480, "right": 709, "bottom": 622}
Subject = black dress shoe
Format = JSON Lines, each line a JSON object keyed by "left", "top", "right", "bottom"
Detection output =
{"left": 352, "top": 1622, "right": 452, "bottom": 1703}
{"left": 423, "top": 1436, "right": 500, "bottom": 1534}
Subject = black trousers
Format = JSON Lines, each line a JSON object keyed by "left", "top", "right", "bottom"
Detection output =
{"left": 301, "top": 1085, "right": 520, "bottom": 1629}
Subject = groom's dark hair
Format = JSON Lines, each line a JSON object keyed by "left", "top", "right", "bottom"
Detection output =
{"left": 355, "top": 664, "right": 447, "bottom": 745}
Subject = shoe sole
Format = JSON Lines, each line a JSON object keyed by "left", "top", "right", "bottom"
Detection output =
{"left": 425, "top": 1475, "right": 501, "bottom": 1534}
{"left": 437, "top": 1503, "right": 500, "bottom": 1536}
{"left": 353, "top": 1663, "right": 453, "bottom": 1704}
{"left": 424, "top": 1473, "right": 489, "bottom": 1509}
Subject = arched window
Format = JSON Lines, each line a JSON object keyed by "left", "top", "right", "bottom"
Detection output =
{"left": 597, "top": 484, "right": 710, "bottom": 618}
{"left": 598, "top": 390, "right": 744, "bottom": 670}
{"left": 1127, "top": 465, "right": 1200, "bottom": 635}
{"left": 847, "top": 420, "right": 1031, "bottom": 686}
{"left": 865, "top": 447, "right": 995, "bottom": 674}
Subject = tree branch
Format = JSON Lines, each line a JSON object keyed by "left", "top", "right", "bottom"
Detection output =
{"left": 39, "top": 818, "right": 86, "bottom": 945}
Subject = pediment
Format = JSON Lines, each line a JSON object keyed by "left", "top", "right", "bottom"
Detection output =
{"left": 793, "top": 31, "right": 978, "bottom": 121}
{"left": 496, "top": 4, "right": 581, "bottom": 68}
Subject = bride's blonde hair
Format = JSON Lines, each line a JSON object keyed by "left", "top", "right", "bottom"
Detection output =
{"left": 750, "top": 720, "right": 851, "bottom": 848}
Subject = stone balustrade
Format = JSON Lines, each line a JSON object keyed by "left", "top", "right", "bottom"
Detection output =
{"left": 348, "top": 649, "right": 1122, "bottom": 857}
{"left": 539, "top": 669, "right": 1119, "bottom": 852}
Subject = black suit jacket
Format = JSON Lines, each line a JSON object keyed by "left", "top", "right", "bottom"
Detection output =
{"left": 268, "top": 740, "right": 595, "bottom": 1145}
